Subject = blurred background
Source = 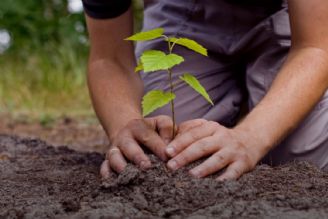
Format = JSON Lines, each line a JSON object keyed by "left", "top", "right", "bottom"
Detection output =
{"left": 0, "top": 0, "right": 143, "bottom": 120}
{"left": 0, "top": 0, "right": 143, "bottom": 151}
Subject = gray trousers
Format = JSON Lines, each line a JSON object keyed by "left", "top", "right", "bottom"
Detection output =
{"left": 135, "top": 0, "right": 328, "bottom": 170}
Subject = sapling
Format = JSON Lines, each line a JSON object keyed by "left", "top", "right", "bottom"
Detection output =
{"left": 126, "top": 28, "right": 213, "bottom": 138}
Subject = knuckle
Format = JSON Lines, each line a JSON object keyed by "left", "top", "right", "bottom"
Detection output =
{"left": 132, "top": 153, "right": 145, "bottom": 164}
{"left": 233, "top": 144, "right": 251, "bottom": 163}
{"left": 140, "top": 131, "right": 155, "bottom": 144}
{"left": 207, "top": 121, "right": 220, "bottom": 129}
{"left": 199, "top": 144, "right": 209, "bottom": 155}
{"left": 197, "top": 138, "right": 211, "bottom": 150}
{"left": 187, "top": 132, "right": 198, "bottom": 142}
{"left": 176, "top": 154, "right": 188, "bottom": 166}
{"left": 179, "top": 132, "right": 197, "bottom": 144}
{"left": 198, "top": 119, "right": 208, "bottom": 123}
{"left": 157, "top": 115, "right": 172, "bottom": 122}
{"left": 127, "top": 119, "right": 145, "bottom": 130}
{"left": 191, "top": 119, "right": 207, "bottom": 127}
{"left": 239, "top": 152, "right": 250, "bottom": 162}
{"left": 230, "top": 168, "right": 241, "bottom": 178}
{"left": 219, "top": 129, "right": 230, "bottom": 139}
{"left": 127, "top": 119, "right": 139, "bottom": 127}
{"left": 213, "top": 153, "right": 225, "bottom": 163}
{"left": 118, "top": 138, "right": 134, "bottom": 151}
{"left": 159, "top": 124, "right": 172, "bottom": 135}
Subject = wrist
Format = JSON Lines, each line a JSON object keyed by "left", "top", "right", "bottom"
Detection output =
{"left": 232, "top": 124, "right": 274, "bottom": 162}
{"left": 106, "top": 111, "right": 143, "bottom": 142}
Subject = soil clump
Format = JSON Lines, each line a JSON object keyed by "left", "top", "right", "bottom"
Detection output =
{"left": 1, "top": 135, "right": 328, "bottom": 219}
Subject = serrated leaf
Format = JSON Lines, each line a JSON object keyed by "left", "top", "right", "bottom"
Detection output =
{"left": 141, "top": 50, "right": 184, "bottom": 72}
{"left": 142, "top": 90, "right": 176, "bottom": 116}
{"left": 180, "top": 73, "right": 213, "bottom": 105}
{"left": 125, "top": 28, "right": 164, "bottom": 41}
{"left": 168, "top": 37, "right": 208, "bottom": 56}
{"left": 135, "top": 62, "right": 143, "bottom": 72}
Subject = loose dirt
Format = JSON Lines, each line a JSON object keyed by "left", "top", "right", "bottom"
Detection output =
{"left": 0, "top": 115, "right": 108, "bottom": 153}
{"left": 1, "top": 135, "right": 328, "bottom": 218}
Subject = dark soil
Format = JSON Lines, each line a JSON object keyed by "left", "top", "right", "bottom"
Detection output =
{"left": 1, "top": 135, "right": 328, "bottom": 219}
{"left": 0, "top": 115, "right": 108, "bottom": 153}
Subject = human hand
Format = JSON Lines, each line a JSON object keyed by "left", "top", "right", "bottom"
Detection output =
{"left": 165, "top": 119, "right": 266, "bottom": 180}
{"left": 100, "top": 115, "right": 176, "bottom": 178}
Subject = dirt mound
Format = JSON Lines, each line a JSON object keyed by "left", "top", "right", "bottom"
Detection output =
{"left": 1, "top": 135, "right": 328, "bottom": 218}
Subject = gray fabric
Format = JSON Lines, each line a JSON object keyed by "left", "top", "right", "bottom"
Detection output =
{"left": 135, "top": 0, "right": 328, "bottom": 170}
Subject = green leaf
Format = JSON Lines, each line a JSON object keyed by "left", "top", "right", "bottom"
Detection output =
{"left": 135, "top": 62, "right": 143, "bottom": 72}
{"left": 125, "top": 28, "right": 164, "bottom": 41}
{"left": 168, "top": 37, "right": 208, "bottom": 56}
{"left": 141, "top": 50, "right": 184, "bottom": 72}
{"left": 180, "top": 73, "right": 214, "bottom": 105}
{"left": 142, "top": 90, "right": 176, "bottom": 116}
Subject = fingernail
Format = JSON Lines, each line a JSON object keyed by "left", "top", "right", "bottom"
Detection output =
{"left": 167, "top": 160, "right": 178, "bottom": 171}
{"left": 166, "top": 147, "right": 175, "bottom": 157}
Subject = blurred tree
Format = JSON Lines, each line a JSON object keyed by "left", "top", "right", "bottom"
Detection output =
{"left": 0, "top": 0, "right": 87, "bottom": 56}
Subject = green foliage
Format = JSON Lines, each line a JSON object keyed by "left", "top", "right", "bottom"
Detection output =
{"left": 127, "top": 28, "right": 213, "bottom": 126}
{"left": 180, "top": 73, "right": 214, "bottom": 105}
{"left": 0, "top": 0, "right": 87, "bottom": 55}
{"left": 125, "top": 28, "right": 164, "bottom": 41}
{"left": 135, "top": 62, "right": 144, "bottom": 72}
{"left": 0, "top": 44, "right": 92, "bottom": 118}
{"left": 142, "top": 90, "right": 176, "bottom": 116}
{"left": 140, "top": 50, "right": 184, "bottom": 72}
{"left": 167, "top": 37, "right": 208, "bottom": 56}
{"left": 0, "top": 0, "right": 144, "bottom": 119}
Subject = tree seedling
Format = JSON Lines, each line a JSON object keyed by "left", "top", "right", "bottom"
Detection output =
{"left": 126, "top": 28, "right": 213, "bottom": 138}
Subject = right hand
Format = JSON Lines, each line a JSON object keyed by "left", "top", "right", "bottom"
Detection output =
{"left": 100, "top": 115, "right": 176, "bottom": 179}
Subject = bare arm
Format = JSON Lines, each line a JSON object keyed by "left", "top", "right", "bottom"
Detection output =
{"left": 85, "top": 8, "right": 175, "bottom": 178}
{"left": 235, "top": 0, "right": 328, "bottom": 159}
{"left": 86, "top": 8, "right": 143, "bottom": 140}
{"left": 165, "top": 0, "right": 328, "bottom": 180}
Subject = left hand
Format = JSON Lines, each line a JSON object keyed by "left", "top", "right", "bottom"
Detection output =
{"left": 165, "top": 119, "right": 266, "bottom": 180}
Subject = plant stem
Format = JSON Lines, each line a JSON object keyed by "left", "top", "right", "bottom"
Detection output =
{"left": 168, "top": 68, "right": 176, "bottom": 139}
{"left": 167, "top": 38, "right": 177, "bottom": 139}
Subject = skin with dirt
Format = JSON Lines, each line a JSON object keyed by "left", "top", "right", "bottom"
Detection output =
{"left": 1, "top": 135, "right": 328, "bottom": 218}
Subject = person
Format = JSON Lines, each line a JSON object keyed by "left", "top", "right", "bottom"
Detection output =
{"left": 82, "top": 0, "right": 328, "bottom": 180}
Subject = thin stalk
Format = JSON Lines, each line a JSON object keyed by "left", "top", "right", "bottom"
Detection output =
{"left": 168, "top": 68, "right": 176, "bottom": 138}
{"left": 167, "top": 39, "right": 176, "bottom": 138}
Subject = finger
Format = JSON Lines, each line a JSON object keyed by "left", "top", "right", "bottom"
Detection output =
{"left": 146, "top": 115, "right": 176, "bottom": 144}
{"left": 166, "top": 121, "right": 218, "bottom": 157}
{"left": 167, "top": 136, "right": 219, "bottom": 171}
{"left": 107, "top": 148, "right": 127, "bottom": 173}
{"left": 177, "top": 119, "right": 207, "bottom": 135}
{"left": 118, "top": 136, "right": 152, "bottom": 169}
{"left": 189, "top": 150, "right": 231, "bottom": 178}
{"left": 131, "top": 122, "right": 168, "bottom": 161}
{"left": 216, "top": 161, "right": 249, "bottom": 181}
{"left": 100, "top": 160, "right": 112, "bottom": 179}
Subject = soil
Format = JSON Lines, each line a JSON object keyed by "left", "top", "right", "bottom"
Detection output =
{"left": 1, "top": 135, "right": 328, "bottom": 219}
{"left": 0, "top": 115, "right": 108, "bottom": 153}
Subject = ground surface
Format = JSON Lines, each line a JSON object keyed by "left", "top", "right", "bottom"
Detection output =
{"left": 0, "top": 115, "right": 108, "bottom": 153}
{"left": 1, "top": 134, "right": 328, "bottom": 219}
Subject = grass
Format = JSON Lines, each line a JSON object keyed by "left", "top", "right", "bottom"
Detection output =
{"left": 0, "top": 0, "right": 144, "bottom": 123}
{"left": 0, "top": 43, "right": 95, "bottom": 121}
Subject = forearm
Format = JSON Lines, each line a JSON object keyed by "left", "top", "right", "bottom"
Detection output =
{"left": 235, "top": 47, "right": 328, "bottom": 159}
{"left": 85, "top": 8, "right": 144, "bottom": 140}
{"left": 88, "top": 59, "right": 143, "bottom": 140}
